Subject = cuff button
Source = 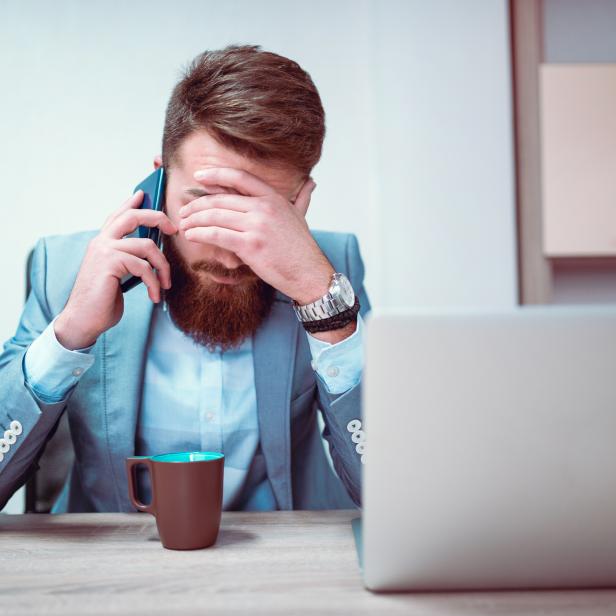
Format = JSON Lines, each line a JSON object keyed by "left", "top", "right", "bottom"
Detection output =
{"left": 326, "top": 366, "right": 340, "bottom": 378}
{"left": 4, "top": 430, "right": 16, "bottom": 445}
{"left": 351, "top": 429, "right": 366, "bottom": 444}
{"left": 9, "top": 420, "right": 22, "bottom": 436}
{"left": 347, "top": 419, "right": 361, "bottom": 433}
{"left": 72, "top": 368, "right": 84, "bottom": 377}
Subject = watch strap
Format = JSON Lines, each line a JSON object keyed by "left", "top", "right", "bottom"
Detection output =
{"left": 301, "top": 297, "right": 360, "bottom": 334}
{"left": 293, "top": 293, "right": 351, "bottom": 322}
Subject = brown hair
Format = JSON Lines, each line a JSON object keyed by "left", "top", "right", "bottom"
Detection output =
{"left": 162, "top": 45, "right": 325, "bottom": 176}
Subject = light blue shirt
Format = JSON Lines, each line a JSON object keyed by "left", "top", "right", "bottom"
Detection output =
{"left": 23, "top": 306, "right": 364, "bottom": 510}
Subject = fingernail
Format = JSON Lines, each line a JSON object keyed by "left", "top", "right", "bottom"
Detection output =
{"left": 179, "top": 206, "right": 187, "bottom": 216}
{"left": 194, "top": 170, "right": 207, "bottom": 179}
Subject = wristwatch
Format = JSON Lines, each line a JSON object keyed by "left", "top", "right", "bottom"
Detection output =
{"left": 293, "top": 273, "right": 359, "bottom": 332}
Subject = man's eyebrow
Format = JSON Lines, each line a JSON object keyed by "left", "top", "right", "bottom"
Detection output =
{"left": 183, "top": 187, "right": 211, "bottom": 198}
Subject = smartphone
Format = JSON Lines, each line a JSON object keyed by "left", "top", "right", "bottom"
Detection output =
{"left": 120, "top": 167, "right": 166, "bottom": 293}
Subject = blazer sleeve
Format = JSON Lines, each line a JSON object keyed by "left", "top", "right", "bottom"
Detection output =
{"left": 0, "top": 238, "right": 73, "bottom": 509}
{"left": 315, "top": 233, "right": 370, "bottom": 507}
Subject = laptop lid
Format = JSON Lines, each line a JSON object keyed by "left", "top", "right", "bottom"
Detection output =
{"left": 362, "top": 307, "right": 616, "bottom": 591}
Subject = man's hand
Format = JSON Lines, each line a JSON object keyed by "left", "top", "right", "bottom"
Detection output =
{"left": 54, "top": 190, "right": 177, "bottom": 350}
{"left": 178, "top": 167, "right": 335, "bottom": 305}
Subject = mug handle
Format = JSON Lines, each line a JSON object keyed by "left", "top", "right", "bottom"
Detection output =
{"left": 125, "top": 457, "right": 156, "bottom": 514}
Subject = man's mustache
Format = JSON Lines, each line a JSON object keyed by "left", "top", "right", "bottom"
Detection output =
{"left": 189, "top": 260, "right": 255, "bottom": 281}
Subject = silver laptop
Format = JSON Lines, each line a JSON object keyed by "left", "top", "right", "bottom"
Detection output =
{"left": 358, "top": 306, "right": 616, "bottom": 591}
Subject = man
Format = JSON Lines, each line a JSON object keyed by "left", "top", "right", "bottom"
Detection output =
{"left": 0, "top": 45, "right": 369, "bottom": 513}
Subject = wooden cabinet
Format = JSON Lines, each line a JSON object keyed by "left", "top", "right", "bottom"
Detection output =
{"left": 540, "top": 65, "right": 616, "bottom": 257}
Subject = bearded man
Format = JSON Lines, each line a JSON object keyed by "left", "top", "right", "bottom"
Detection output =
{"left": 0, "top": 45, "right": 369, "bottom": 512}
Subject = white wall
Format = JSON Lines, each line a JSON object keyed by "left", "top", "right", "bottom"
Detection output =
{"left": 0, "top": 0, "right": 517, "bottom": 512}
{"left": 369, "top": 0, "right": 517, "bottom": 307}
{"left": 544, "top": 0, "right": 616, "bottom": 62}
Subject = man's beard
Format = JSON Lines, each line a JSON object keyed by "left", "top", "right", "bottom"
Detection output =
{"left": 162, "top": 238, "right": 276, "bottom": 352}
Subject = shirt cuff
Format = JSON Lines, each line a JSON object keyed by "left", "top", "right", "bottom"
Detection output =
{"left": 306, "top": 313, "right": 364, "bottom": 395}
{"left": 23, "top": 316, "right": 96, "bottom": 404}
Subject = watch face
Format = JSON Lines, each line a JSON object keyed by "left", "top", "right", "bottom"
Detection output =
{"left": 331, "top": 273, "right": 355, "bottom": 307}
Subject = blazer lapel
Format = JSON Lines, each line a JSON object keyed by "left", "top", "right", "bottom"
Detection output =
{"left": 253, "top": 291, "right": 298, "bottom": 510}
{"left": 102, "top": 284, "right": 154, "bottom": 511}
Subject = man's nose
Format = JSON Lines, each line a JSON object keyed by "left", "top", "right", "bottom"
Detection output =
{"left": 215, "top": 248, "right": 243, "bottom": 271}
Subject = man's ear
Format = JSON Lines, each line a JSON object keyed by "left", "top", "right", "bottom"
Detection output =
{"left": 153, "top": 155, "right": 163, "bottom": 169}
{"left": 293, "top": 177, "right": 316, "bottom": 218}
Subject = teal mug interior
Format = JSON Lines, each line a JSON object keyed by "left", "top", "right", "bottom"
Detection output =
{"left": 150, "top": 451, "right": 224, "bottom": 463}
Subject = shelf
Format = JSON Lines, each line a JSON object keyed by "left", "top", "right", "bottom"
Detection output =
{"left": 540, "top": 64, "right": 616, "bottom": 257}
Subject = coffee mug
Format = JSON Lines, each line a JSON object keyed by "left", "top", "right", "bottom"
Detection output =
{"left": 126, "top": 451, "right": 224, "bottom": 550}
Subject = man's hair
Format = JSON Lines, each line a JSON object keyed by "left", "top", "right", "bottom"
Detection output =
{"left": 162, "top": 45, "right": 325, "bottom": 176}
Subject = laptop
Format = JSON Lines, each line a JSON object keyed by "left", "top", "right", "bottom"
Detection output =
{"left": 357, "top": 306, "right": 616, "bottom": 591}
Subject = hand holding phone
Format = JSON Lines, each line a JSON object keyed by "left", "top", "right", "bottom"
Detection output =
{"left": 120, "top": 167, "right": 167, "bottom": 293}
{"left": 53, "top": 168, "right": 176, "bottom": 351}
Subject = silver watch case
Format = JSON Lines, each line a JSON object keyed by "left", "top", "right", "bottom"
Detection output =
{"left": 293, "top": 273, "right": 355, "bottom": 322}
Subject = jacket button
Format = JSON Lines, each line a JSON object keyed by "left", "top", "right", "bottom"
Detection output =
{"left": 346, "top": 419, "right": 361, "bottom": 433}
{"left": 9, "top": 420, "right": 22, "bottom": 436}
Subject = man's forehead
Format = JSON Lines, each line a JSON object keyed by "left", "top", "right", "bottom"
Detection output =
{"left": 174, "top": 130, "right": 304, "bottom": 196}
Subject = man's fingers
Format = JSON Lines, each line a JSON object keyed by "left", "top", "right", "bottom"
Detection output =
{"left": 117, "top": 253, "right": 161, "bottom": 303}
{"left": 180, "top": 208, "right": 247, "bottom": 234}
{"left": 179, "top": 193, "right": 253, "bottom": 218}
{"left": 293, "top": 178, "right": 316, "bottom": 217}
{"left": 104, "top": 190, "right": 144, "bottom": 226}
{"left": 193, "top": 167, "right": 277, "bottom": 197}
{"left": 184, "top": 226, "right": 244, "bottom": 253}
{"left": 120, "top": 189, "right": 146, "bottom": 212}
{"left": 104, "top": 208, "right": 177, "bottom": 240}
{"left": 111, "top": 238, "right": 171, "bottom": 289}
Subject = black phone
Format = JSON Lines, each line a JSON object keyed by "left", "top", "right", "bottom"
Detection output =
{"left": 120, "top": 167, "right": 166, "bottom": 293}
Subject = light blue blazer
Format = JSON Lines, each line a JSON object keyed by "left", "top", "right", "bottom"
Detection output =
{"left": 0, "top": 230, "right": 370, "bottom": 512}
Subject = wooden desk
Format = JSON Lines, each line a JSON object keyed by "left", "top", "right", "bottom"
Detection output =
{"left": 1, "top": 510, "right": 615, "bottom": 615}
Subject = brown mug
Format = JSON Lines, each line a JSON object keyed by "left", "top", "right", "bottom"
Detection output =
{"left": 126, "top": 451, "right": 224, "bottom": 550}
